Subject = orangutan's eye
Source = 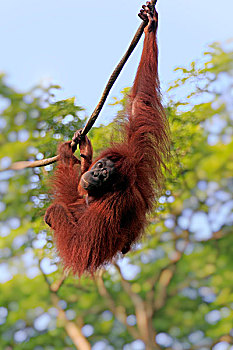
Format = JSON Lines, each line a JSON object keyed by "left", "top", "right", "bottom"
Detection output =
{"left": 97, "top": 162, "right": 102, "bottom": 168}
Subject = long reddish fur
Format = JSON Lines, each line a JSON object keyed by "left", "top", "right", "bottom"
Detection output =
{"left": 45, "top": 21, "right": 170, "bottom": 276}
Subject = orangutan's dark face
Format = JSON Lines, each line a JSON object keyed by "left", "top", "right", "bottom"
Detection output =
{"left": 80, "top": 158, "right": 116, "bottom": 194}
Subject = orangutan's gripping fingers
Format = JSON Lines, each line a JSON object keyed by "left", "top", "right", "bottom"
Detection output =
{"left": 146, "top": 1, "right": 156, "bottom": 13}
{"left": 138, "top": 4, "right": 149, "bottom": 22}
{"left": 146, "top": 4, "right": 158, "bottom": 32}
{"left": 138, "top": 10, "right": 148, "bottom": 22}
{"left": 147, "top": 1, "right": 158, "bottom": 21}
{"left": 72, "top": 129, "right": 91, "bottom": 154}
{"left": 138, "top": 2, "right": 158, "bottom": 32}
{"left": 72, "top": 129, "right": 84, "bottom": 145}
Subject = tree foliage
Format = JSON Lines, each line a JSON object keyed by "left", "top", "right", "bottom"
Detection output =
{"left": 0, "top": 42, "right": 232, "bottom": 350}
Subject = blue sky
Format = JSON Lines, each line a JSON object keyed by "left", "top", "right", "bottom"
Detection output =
{"left": 0, "top": 0, "right": 232, "bottom": 124}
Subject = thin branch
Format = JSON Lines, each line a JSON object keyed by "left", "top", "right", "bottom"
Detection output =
{"left": 113, "top": 263, "right": 158, "bottom": 349}
{"left": 9, "top": 0, "right": 158, "bottom": 171}
{"left": 38, "top": 260, "right": 91, "bottom": 350}
{"left": 95, "top": 270, "right": 139, "bottom": 340}
{"left": 9, "top": 155, "right": 59, "bottom": 170}
{"left": 50, "top": 272, "right": 67, "bottom": 293}
{"left": 51, "top": 293, "right": 91, "bottom": 350}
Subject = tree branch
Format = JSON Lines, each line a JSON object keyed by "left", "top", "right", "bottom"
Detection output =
{"left": 95, "top": 270, "right": 139, "bottom": 340}
{"left": 113, "top": 263, "right": 158, "bottom": 349}
{"left": 38, "top": 260, "right": 91, "bottom": 350}
{"left": 9, "top": 0, "right": 158, "bottom": 171}
{"left": 9, "top": 156, "right": 59, "bottom": 170}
